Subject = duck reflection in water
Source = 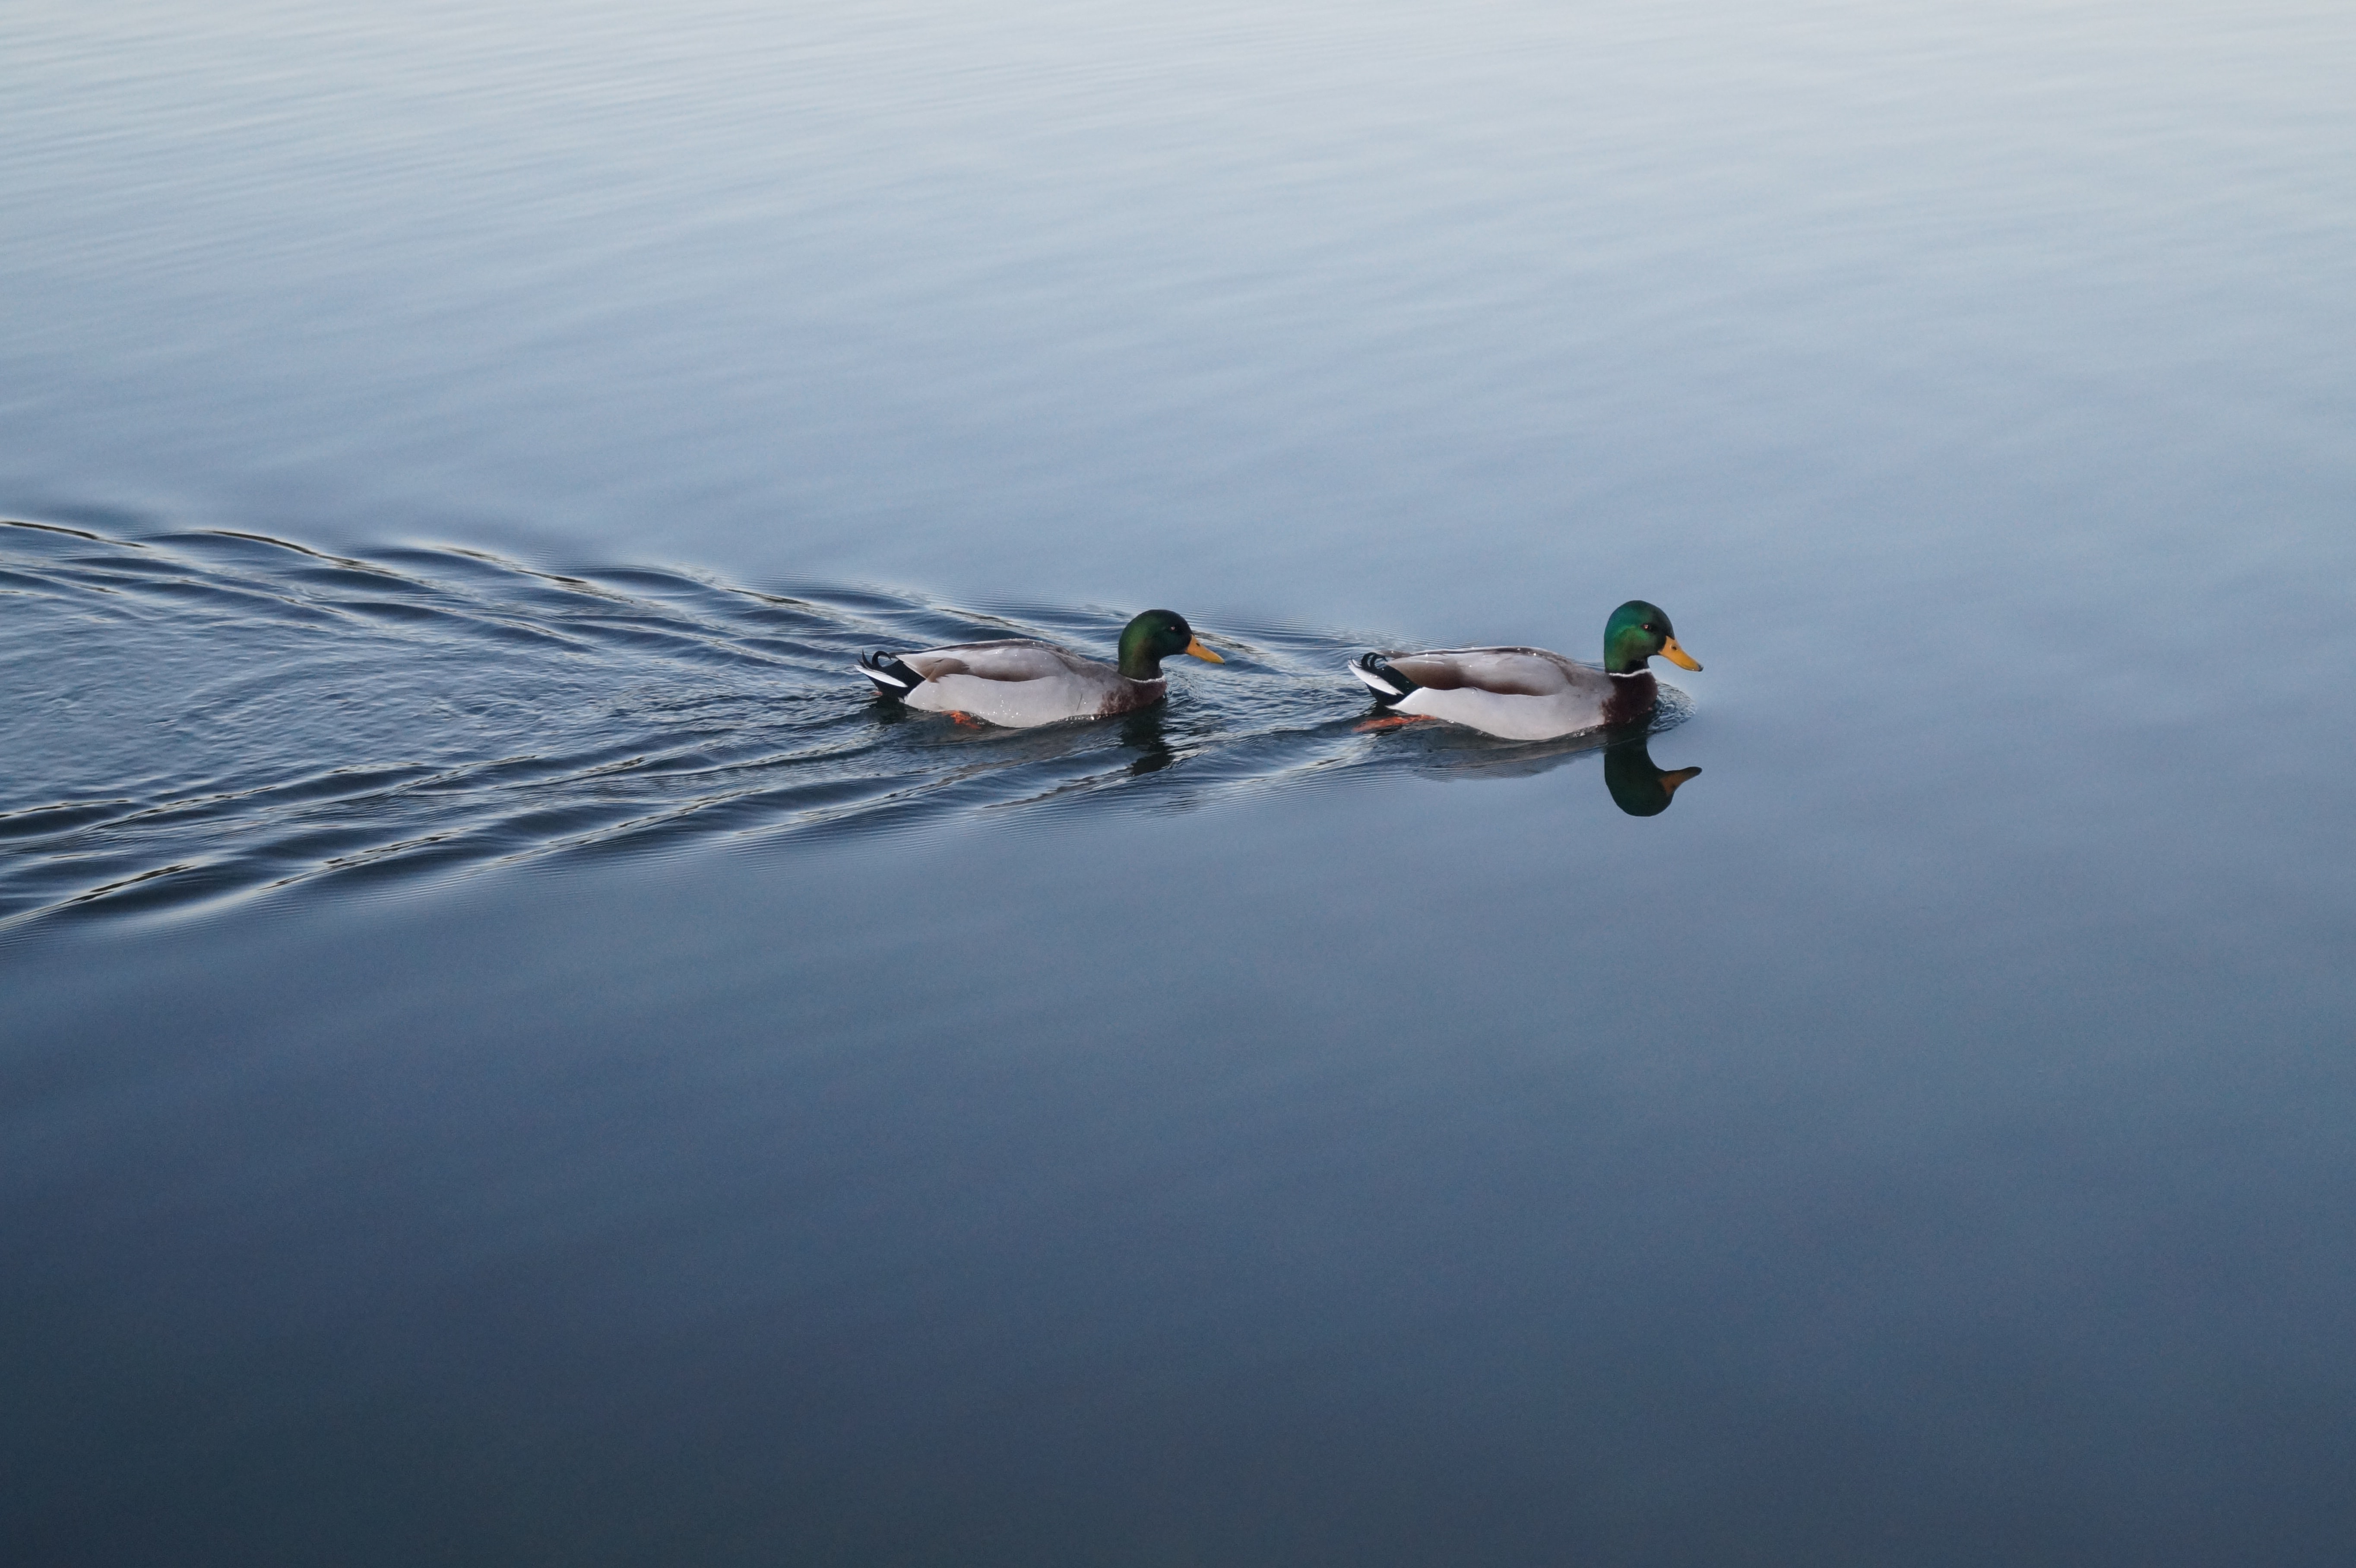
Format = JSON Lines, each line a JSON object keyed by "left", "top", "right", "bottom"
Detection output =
{"left": 1602, "top": 732, "right": 1701, "bottom": 816}
{"left": 1120, "top": 708, "right": 1179, "bottom": 776}
{"left": 1371, "top": 722, "right": 1702, "bottom": 817}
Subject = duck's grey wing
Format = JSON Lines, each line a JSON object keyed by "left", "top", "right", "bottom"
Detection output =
{"left": 902, "top": 639, "right": 1098, "bottom": 683}
{"left": 1384, "top": 647, "right": 1602, "bottom": 698}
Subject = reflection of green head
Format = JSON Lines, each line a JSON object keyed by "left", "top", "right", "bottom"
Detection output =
{"left": 1116, "top": 609, "right": 1223, "bottom": 680}
{"left": 1603, "top": 601, "right": 1701, "bottom": 676}
{"left": 1603, "top": 733, "right": 1702, "bottom": 817}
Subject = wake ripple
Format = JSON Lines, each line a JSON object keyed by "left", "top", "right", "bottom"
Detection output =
{"left": 0, "top": 518, "right": 1693, "bottom": 927}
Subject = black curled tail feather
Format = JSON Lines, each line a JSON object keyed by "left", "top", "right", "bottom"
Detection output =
{"left": 1354, "top": 652, "right": 1418, "bottom": 708}
{"left": 858, "top": 651, "right": 925, "bottom": 698}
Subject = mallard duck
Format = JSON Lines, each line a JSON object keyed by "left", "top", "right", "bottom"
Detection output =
{"left": 1348, "top": 600, "right": 1700, "bottom": 740}
{"left": 857, "top": 608, "right": 1224, "bottom": 727}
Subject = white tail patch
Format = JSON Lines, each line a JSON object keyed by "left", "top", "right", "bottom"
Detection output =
{"left": 1347, "top": 660, "right": 1403, "bottom": 698}
{"left": 856, "top": 664, "right": 911, "bottom": 689}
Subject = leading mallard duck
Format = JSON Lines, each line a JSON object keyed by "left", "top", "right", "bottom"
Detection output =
{"left": 857, "top": 608, "right": 1224, "bottom": 727}
{"left": 1348, "top": 600, "right": 1700, "bottom": 740}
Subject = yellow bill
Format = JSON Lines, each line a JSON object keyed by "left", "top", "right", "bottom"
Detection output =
{"left": 1185, "top": 637, "right": 1224, "bottom": 663}
{"left": 1659, "top": 636, "right": 1702, "bottom": 671}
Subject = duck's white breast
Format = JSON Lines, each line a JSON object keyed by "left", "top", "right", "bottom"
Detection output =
{"left": 908, "top": 669, "right": 1159, "bottom": 727}
{"left": 1396, "top": 684, "right": 1608, "bottom": 740}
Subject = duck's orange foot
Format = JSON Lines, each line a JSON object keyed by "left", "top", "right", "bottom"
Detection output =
{"left": 1354, "top": 713, "right": 1431, "bottom": 733}
{"left": 947, "top": 710, "right": 985, "bottom": 728}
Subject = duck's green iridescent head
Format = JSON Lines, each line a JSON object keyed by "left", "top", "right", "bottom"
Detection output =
{"left": 1603, "top": 600, "right": 1702, "bottom": 676}
{"left": 1117, "top": 609, "right": 1223, "bottom": 680}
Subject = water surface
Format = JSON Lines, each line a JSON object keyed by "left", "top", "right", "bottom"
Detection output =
{"left": 5, "top": 2, "right": 2355, "bottom": 1563}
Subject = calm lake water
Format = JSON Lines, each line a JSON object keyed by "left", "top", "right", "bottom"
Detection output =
{"left": 6, "top": 1, "right": 2354, "bottom": 1562}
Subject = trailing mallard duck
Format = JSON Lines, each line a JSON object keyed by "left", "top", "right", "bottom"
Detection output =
{"left": 1348, "top": 600, "right": 1700, "bottom": 740}
{"left": 857, "top": 608, "right": 1223, "bottom": 728}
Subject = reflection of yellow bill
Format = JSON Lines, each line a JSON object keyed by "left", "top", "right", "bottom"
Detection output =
{"left": 1660, "top": 635, "right": 1702, "bottom": 671}
{"left": 1185, "top": 637, "right": 1224, "bottom": 663}
{"left": 1660, "top": 766, "right": 1702, "bottom": 797}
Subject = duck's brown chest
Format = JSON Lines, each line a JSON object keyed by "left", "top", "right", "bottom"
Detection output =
{"left": 1096, "top": 677, "right": 1168, "bottom": 717}
{"left": 1600, "top": 671, "right": 1658, "bottom": 728}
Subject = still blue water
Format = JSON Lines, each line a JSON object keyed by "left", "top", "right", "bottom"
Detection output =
{"left": 5, "top": 1, "right": 2354, "bottom": 1562}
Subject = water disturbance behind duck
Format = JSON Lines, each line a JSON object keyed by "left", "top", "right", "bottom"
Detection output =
{"left": 1, "top": 518, "right": 1694, "bottom": 929}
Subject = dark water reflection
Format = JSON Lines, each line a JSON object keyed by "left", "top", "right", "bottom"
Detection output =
{"left": 1602, "top": 734, "right": 1700, "bottom": 816}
